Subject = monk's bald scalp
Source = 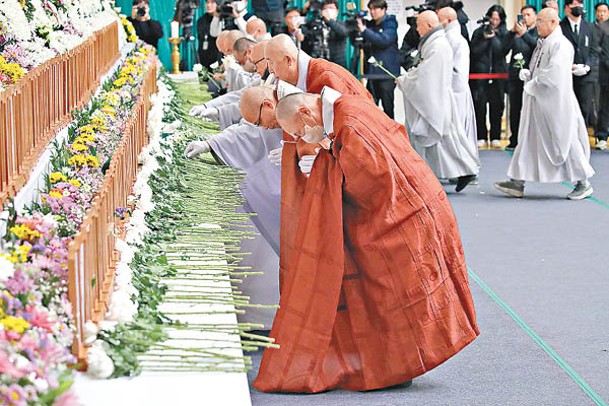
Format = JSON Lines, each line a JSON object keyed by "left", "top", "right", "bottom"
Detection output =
{"left": 266, "top": 34, "right": 298, "bottom": 59}
{"left": 419, "top": 10, "right": 440, "bottom": 26}
{"left": 437, "top": 7, "right": 457, "bottom": 22}
{"left": 538, "top": 6, "right": 559, "bottom": 21}
{"left": 234, "top": 37, "right": 256, "bottom": 53}
{"left": 226, "top": 30, "right": 246, "bottom": 47}
{"left": 240, "top": 86, "right": 276, "bottom": 124}
{"left": 275, "top": 92, "right": 320, "bottom": 130}
{"left": 247, "top": 17, "right": 267, "bottom": 34}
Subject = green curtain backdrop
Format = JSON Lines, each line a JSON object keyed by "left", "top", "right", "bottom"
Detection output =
{"left": 116, "top": 0, "right": 207, "bottom": 71}
{"left": 526, "top": 0, "right": 596, "bottom": 22}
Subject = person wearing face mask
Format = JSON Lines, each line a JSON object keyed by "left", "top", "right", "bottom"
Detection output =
{"left": 196, "top": 0, "right": 222, "bottom": 70}
{"left": 560, "top": 0, "right": 599, "bottom": 129}
{"left": 319, "top": 0, "right": 349, "bottom": 68}
{"left": 469, "top": 4, "right": 508, "bottom": 149}
{"left": 398, "top": 11, "right": 479, "bottom": 193}
{"left": 249, "top": 87, "right": 479, "bottom": 393}
{"left": 210, "top": 0, "right": 255, "bottom": 37}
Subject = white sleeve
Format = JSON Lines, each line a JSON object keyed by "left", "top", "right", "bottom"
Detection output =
{"left": 235, "top": 16, "right": 247, "bottom": 34}
{"left": 210, "top": 16, "right": 222, "bottom": 37}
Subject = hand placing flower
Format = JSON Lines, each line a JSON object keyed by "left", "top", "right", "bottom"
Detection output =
{"left": 367, "top": 56, "right": 397, "bottom": 80}
{"left": 513, "top": 53, "right": 525, "bottom": 70}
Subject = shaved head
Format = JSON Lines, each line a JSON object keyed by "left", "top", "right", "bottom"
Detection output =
{"left": 246, "top": 18, "right": 267, "bottom": 40}
{"left": 224, "top": 30, "right": 245, "bottom": 55}
{"left": 276, "top": 92, "right": 324, "bottom": 143}
{"left": 417, "top": 10, "right": 440, "bottom": 37}
{"left": 233, "top": 37, "right": 256, "bottom": 66}
{"left": 249, "top": 40, "right": 269, "bottom": 76}
{"left": 265, "top": 34, "right": 299, "bottom": 85}
{"left": 437, "top": 7, "right": 457, "bottom": 27}
{"left": 216, "top": 31, "right": 230, "bottom": 55}
{"left": 537, "top": 7, "right": 559, "bottom": 37}
{"left": 240, "top": 86, "right": 279, "bottom": 129}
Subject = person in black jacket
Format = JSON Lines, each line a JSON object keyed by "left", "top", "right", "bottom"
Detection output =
{"left": 128, "top": 0, "right": 164, "bottom": 49}
{"left": 502, "top": 5, "right": 538, "bottom": 150}
{"left": 560, "top": 0, "right": 599, "bottom": 128}
{"left": 196, "top": 0, "right": 222, "bottom": 70}
{"left": 470, "top": 4, "right": 508, "bottom": 148}
{"left": 320, "top": 0, "right": 349, "bottom": 68}
{"left": 357, "top": 0, "right": 401, "bottom": 119}
{"left": 594, "top": 18, "right": 609, "bottom": 149}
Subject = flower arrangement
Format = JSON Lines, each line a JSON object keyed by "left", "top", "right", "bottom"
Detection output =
{"left": 121, "top": 16, "right": 137, "bottom": 43}
{"left": 0, "top": 43, "right": 157, "bottom": 403}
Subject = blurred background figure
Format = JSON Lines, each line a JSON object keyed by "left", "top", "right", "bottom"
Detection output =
{"left": 128, "top": 0, "right": 164, "bottom": 49}
{"left": 470, "top": 4, "right": 508, "bottom": 149}
{"left": 196, "top": 0, "right": 222, "bottom": 69}
{"left": 357, "top": 0, "right": 400, "bottom": 119}
{"left": 503, "top": 5, "right": 538, "bottom": 151}
{"left": 246, "top": 18, "right": 272, "bottom": 40}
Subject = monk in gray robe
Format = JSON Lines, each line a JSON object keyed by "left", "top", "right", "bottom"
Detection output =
{"left": 397, "top": 11, "right": 479, "bottom": 192}
{"left": 495, "top": 8, "right": 594, "bottom": 200}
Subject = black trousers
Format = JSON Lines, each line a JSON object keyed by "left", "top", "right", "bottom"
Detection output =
{"left": 508, "top": 79, "right": 524, "bottom": 147}
{"left": 596, "top": 84, "right": 609, "bottom": 140}
{"left": 573, "top": 77, "right": 594, "bottom": 128}
{"left": 472, "top": 79, "right": 505, "bottom": 141}
{"left": 367, "top": 79, "right": 395, "bottom": 119}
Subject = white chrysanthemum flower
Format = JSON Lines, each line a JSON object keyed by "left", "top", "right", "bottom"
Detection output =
{"left": 87, "top": 341, "right": 115, "bottom": 379}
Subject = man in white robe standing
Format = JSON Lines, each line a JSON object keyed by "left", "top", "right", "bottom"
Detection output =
{"left": 397, "top": 11, "right": 479, "bottom": 192}
{"left": 438, "top": 7, "right": 479, "bottom": 165}
{"left": 495, "top": 8, "right": 595, "bottom": 200}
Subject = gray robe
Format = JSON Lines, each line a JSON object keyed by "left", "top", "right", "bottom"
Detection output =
{"left": 398, "top": 27, "right": 479, "bottom": 179}
{"left": 445, "top": 20, "right": 479, "bottom": 164}
{"left": 508, "top": 27, "right": 595, "bottom": 182}
{"left": 207, "top": 121, "right": 282, "bottom": 328}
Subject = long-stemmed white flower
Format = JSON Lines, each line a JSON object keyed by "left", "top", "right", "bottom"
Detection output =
{"left": 367, "top": 56, "right": 397, "bottom": 79}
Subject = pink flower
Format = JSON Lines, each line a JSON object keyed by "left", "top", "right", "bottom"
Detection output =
{"left": 53, "top": 389, "right": 80, "bottom": 406}
{"left": 0, "top": 350, "right": 27, "bottom": 380}
{"left": 25, "top": 305, "right": 55, "bottom": 333}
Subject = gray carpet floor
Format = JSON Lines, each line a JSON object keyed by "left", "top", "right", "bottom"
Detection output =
{"left": 247, "top": 149, "right": 609, "bottom": 406}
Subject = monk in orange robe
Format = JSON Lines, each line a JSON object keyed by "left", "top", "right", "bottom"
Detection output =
{"left": 264, "top": 34, "right": 375, "bottom": 289}
{"left": 251, "top": 87, "right": 479, "bottom": 393}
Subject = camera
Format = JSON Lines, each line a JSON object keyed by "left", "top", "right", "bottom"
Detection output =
{"left": 404, "top": 1, "right": 436, "bottom": 14}
{"left": 174, "top": 0, "right": 201, "bottom": 38}
{"left": 476, "top": 16, "right": 494, "bottom": 35}
{"left": 137, "top": 6, "right": 147, "bottom": 17}
{"left": 216, "top": 0, "right": 238, "bottom": 18}
{"left": 344, "top": 2, "right": 367, "bottom": 47}
{"left": 300, "top": 3, "right": 330, "bottom": 59}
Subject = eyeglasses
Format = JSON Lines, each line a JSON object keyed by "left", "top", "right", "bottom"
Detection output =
{"left": 254, "top": 101, "right": 265, "bottom": 126}
{"left": 252, "top": 57, "right": 266, "bottom": 68}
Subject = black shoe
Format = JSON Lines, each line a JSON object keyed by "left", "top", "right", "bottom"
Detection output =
{"left": 455, "top": 175, "right": 476, "bottom": 192}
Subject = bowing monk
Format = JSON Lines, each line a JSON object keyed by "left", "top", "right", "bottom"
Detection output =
{"left": 262, "top": 34, "right": 375, "bottom": 288}
{"left": 252, "top": 87, "right": 480, "bottom": 393}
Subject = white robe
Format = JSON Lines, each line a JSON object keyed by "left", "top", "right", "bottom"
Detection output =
{"left": 445, "top": 20, "right": 479, "bottom": 164}
{"left": 207, "top": 122, "right": 282, "bottom": 328}
{"left": 508, "top": 27, "right": 594, "bottom": 183}
{"left": 398, "top": 28, "right": 479, "bottom": 179}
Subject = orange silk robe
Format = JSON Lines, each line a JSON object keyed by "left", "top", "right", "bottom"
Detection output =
{"left": 255, "top": 95, "right": 479, "bottom": 393}
{"left": 279, "top": 59, "right": 372, "bottom": 289}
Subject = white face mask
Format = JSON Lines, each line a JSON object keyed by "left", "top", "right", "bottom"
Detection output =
{"left": 302, "top": 124, "right": 325, "bottom": 143}
{"left": 326, "top": 9, "right": 338, "bottom": 20}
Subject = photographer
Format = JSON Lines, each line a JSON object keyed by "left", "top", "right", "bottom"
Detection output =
{"left": 470, "top": 4, "right": 508, "bottom": 149}
{"left": 197, "top": 0, "right": 222, "bottom": 70}
{"left": 210, "top": 0, "right": 255, "bottom": 36}
{"left": 502, "top": 5, "right": 538, "bottom": 150}
{"left": 128, "top": 0, "right": 163, "bottom": 49}
{"left": 357, "top": 0, "right": 400, "bottom": 119}
{"left": 298, "top": 0, "right": 349, "bottom": 66}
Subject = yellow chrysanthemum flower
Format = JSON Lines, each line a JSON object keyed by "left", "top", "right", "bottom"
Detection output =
{"left": 48, "top": 190, "right": 63, "bottom": 199}
{"left": 101, "top": 105, "right": 116, "bottom": 116}
{"left": 49, "top": 172, "right": 66, "bottom": 184}
{"left": 0, "top": 315, "right": 30, "bottom": 334}
{"left": 86, "top": 155, "right": 100, "bottom": 167}
{"left": 9, "top": 225, "right": 42, "bottom": 241}
{"left": 69, "top": 179, "right": 82, "bottom": 188}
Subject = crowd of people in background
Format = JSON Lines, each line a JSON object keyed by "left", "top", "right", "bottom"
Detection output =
{"left": 184, "top": 0, "right": 609, "bottom": 154}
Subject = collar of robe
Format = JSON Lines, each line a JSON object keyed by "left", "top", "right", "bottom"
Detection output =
{"left": 418, "top": 25, "right": 444, "bottom": 53}
{"left": 321, "top": 86, "right": 342, "bottom": 138}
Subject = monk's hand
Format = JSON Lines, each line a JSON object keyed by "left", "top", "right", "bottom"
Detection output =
{"left": 572, "top": 64, "right": 590, "bottom": 77}
{"left": 298, "top": 155, "right": 317, "bottom": 175}
{"left": 192, "top": 107, "right": 219, "bottom": 122}
{"left": 268, "top": 147, "right": 283, "bottom": 166}
{"left": 518, "top": 68, "right": 531, "bottom": 82}
{"left": 184, "top": 141, "right": 210, "bottom": 159}
{"left": 189, "top": 105, "right": 207, "bottom": 117}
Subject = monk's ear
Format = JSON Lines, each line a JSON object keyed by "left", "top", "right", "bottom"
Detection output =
{"left": 298, "top": 106, "right": 315, "bottom": 126}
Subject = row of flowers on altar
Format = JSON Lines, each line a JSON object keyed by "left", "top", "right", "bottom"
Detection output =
{"left": 0, "top": 0, "right": 126, "bottom": 92}
{"left": 0, "top": 43, "right": 156, "bottom": 405}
